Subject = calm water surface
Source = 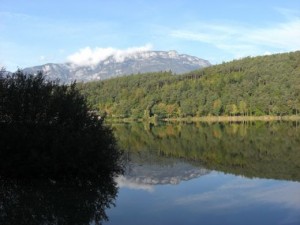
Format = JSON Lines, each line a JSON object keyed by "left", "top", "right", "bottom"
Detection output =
{"left": 107, "top": 172, "right": 300, "bottom": 225}
{"left": 104, "top": 122, "right": 300, "bottom": 225}
{"left": 1, "top": 122, "right": 299, "bottom": 225}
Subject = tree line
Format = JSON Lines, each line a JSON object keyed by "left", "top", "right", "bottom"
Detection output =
{"left": 77, "top": 51, "right": 300, "bottom": 120}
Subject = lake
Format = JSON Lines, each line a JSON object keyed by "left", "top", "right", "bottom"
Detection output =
{"left": 1, "top": 122, "right": 299, "bottom": 225}
{"left": 104, "top": 122, "right": 300, "bottom": 225}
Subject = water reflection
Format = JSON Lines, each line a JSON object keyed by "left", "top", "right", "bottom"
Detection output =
{"left": 116, "top": 155, "right": 210, "bottom": 192}
{"left": 112, "top": 122, "right": 300, "bottom": 181}
{"left": 0, "top": 177, "right": 118, "bottom": 225}
{"left": 172, "top": 173, "right": 300, "bottom": 225}
{"left": 175, "top": 174, "right": 300, "bottom": 210}
{"left": 107, "top": 172, "right": 300, "bottom": 225}
{"left": 104, "top": 122, "right": 300, "bottom": 225}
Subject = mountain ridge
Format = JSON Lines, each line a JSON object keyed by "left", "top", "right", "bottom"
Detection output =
{"left": 23, "top": 50, "right": 210, "bottom": 83}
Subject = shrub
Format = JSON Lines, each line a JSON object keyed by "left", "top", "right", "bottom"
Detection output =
{"left": 0, "top": 70, "right": 123, "bottom": 179}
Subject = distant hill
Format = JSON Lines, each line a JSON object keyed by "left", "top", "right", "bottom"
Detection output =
{"left": 23, "top": 50, "right": 210, "bottom": 83}
{"left": 78, "top": 51, "right": 300, "bottom": 118}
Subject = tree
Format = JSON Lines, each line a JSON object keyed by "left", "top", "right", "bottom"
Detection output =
{"left": 238, "top": 100, "right": 247, "bottom": 116}
{"left": 152, "top": 102, "right": 168, "bottom": 119}
{"left": 226, "top": 104, "right": 238, "bottom": 116}
{"left": 213, "top": 99, "right": 222, "bottom": 116}
{"left": 166, "top": 104, "right": 177, "bottom": 118}
{"left": 0, "top": 70, "right": 123, "bottom": 179}
{"left": 181, "top": 99, "right": 197, "bottom": 117}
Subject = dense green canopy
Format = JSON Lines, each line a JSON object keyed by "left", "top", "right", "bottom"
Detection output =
{"left": 78, "top": 51, "right": 300, "bottom": 119}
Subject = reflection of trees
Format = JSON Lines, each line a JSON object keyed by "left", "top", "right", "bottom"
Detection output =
{"left": 113, "top": 122, "right": 300, "bottom": 181}
{"left": 0, "top": 177, "right": 117, "bottom": 225}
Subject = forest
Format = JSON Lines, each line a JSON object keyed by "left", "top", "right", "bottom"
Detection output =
{"left": 77, "top": 51, "right": 300, "bottom": 120}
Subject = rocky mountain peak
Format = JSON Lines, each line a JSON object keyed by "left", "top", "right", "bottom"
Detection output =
{"left": 23, "top": 50, "right": 211, "bottom": 83}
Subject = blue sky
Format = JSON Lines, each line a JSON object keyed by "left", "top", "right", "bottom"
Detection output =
{"left": 1, "top": 0, "right": 300, "bottom": 71}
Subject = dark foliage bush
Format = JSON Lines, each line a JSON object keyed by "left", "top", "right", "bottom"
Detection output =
{"left": 0, "top": 70, "right": 123, "bottom": 179}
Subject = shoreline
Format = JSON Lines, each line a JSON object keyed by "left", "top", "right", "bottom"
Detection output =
{"left": 163, "top": 115, "right": 300, "bottom": 122}
{"left": 105, "top": 115, "right": 300, "bottom": 123}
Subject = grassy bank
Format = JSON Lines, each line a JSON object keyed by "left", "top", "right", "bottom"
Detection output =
{"left": 104, "top": 115, "right": 300, "bottom": 123}
{"left": 164, "top": 115, "right": 300, "bottom": 122}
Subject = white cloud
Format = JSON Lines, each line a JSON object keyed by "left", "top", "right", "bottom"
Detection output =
{"left": 66, "top": 44, "right": 153, "bottom": 66}
{"left": 248, "top": 19, "right": 300, "bottom": 50}
{"left": 170, "top": 18, "right": 300, "bottom": 59}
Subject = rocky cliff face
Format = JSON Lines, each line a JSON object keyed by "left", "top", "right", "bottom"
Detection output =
{"left": 23, "top": 50, "right": 210, "bottom": 83}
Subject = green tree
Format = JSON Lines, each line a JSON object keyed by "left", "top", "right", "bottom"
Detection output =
{"left": 152, "top": 102, "right": 168, "bottom": 119}
{"left": 226, "top": 104, "right": 238, "bottom": 116}
{"left": 238, "top": 100, "right": 247, "bottom": 116}
{"left": 213, "top": 99, "right": 222, "bottom": 116}
{"left": 0, "top": 70, "right": 123, "bottom": 179}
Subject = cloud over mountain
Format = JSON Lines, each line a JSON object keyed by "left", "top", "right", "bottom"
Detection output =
{"left": 67, "top": 44, "right": 153, "bottom": 66}
{"left": 23, "top": 49, "right": 210, "bottom": 83}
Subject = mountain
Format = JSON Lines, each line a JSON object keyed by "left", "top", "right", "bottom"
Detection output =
{"left": 23, "top": 50, "right": 210, "bottom": 83}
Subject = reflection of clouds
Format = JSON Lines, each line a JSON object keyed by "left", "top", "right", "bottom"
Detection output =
{"left": 175, "top": 189, "right": 243, "bottom": 210}
{"left": 219, "top": 178, "right": 261, "bottom": 190}
{"left": 175, "top": 178, "right": 300, "bottom": 211}
{"left": 115, "top": 176, "right": 154, "bottom": 192}
{"left": 251, "top": 183, "right": 300, "bottom": 209}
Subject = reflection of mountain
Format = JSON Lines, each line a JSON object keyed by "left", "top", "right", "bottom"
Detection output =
{"left": 118, "top": 153, "right": 210, "bottom": 187}
{"left": 112, "top": 122, "right": 300, "bottom": 182}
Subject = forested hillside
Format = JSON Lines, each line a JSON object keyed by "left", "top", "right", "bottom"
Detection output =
{"left": 78, "top": 51, "right": 300, "bottom": 119}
